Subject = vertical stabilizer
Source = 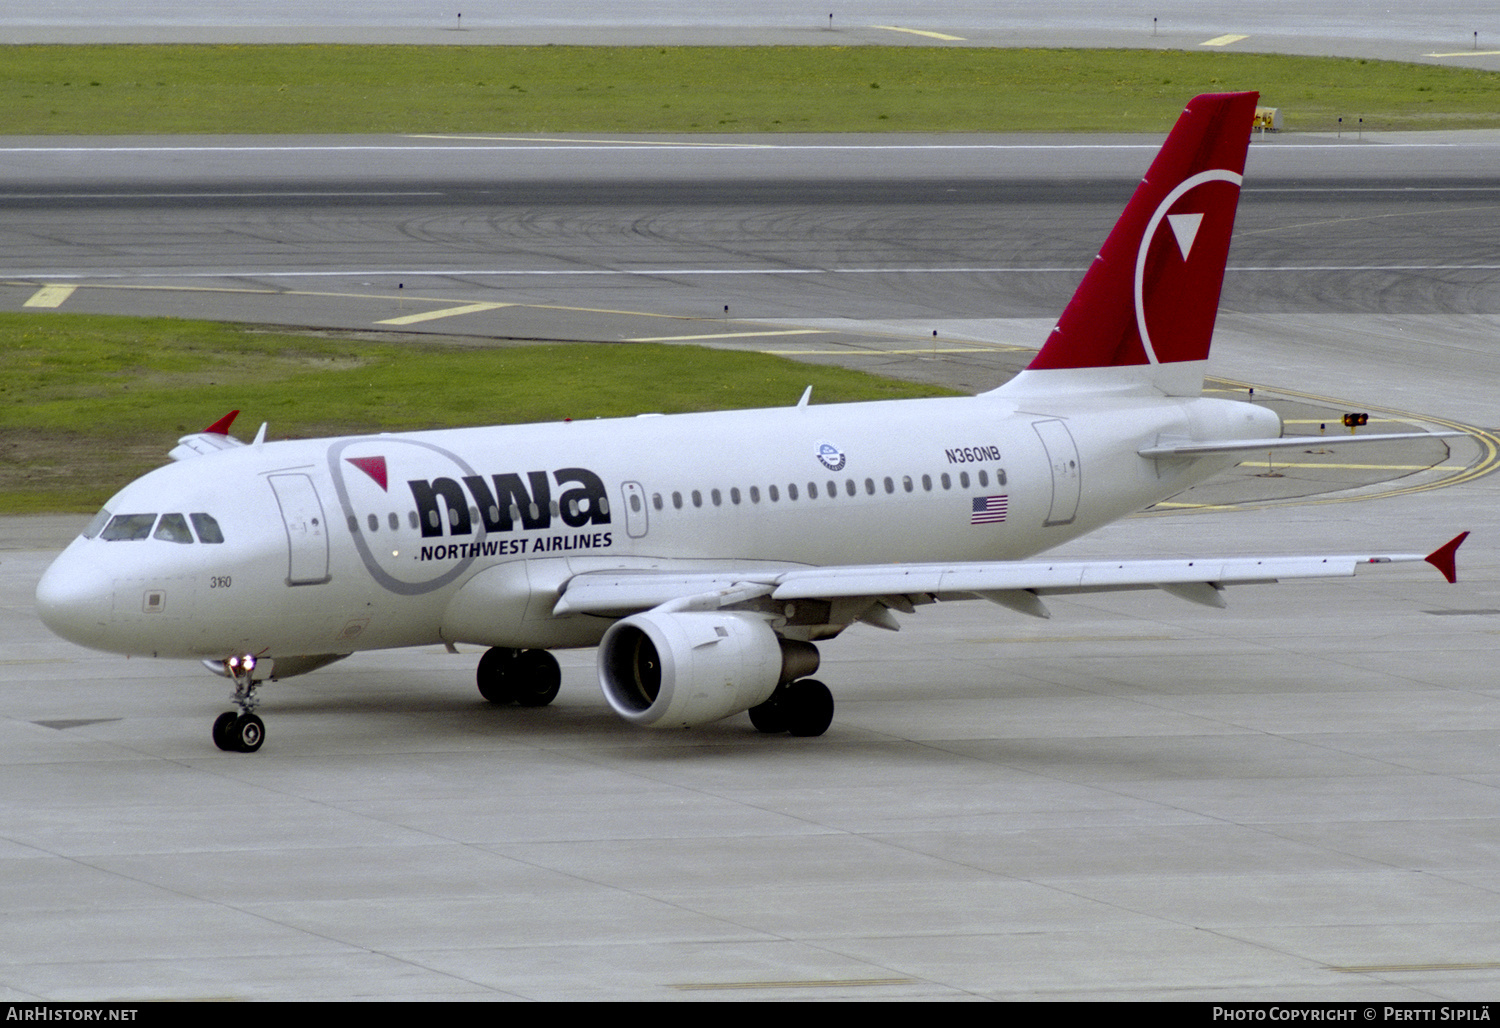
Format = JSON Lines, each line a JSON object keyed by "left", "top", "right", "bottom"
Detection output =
{"left": 992, "top": 92, "right": 1258, "bottom": 399}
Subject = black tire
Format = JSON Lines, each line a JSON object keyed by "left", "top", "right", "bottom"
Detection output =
{"left": 513, "top": 649, "right": 562, "bottom": 707}
{"left": 231, "top": 713, "right": 265, "bottom": 753}
{"left": 477, "top": 646, "right": 518, "bottom": 704}
{"left": 784, "top": 679, "right": 834, "bottom": 738}
{"left": 212, "top": 711, "right": 240, "bottom": 751}
{"left": 748, "top": 694, "right": 789, "bottom": 733}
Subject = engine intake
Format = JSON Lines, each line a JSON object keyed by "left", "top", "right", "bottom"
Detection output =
{"left": 598, "top": 611, "right": 817, "bottom": 728}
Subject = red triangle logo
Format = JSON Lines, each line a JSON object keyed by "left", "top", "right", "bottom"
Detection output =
{"left": 346, "top": 456, "right": 388, "bottom": 491}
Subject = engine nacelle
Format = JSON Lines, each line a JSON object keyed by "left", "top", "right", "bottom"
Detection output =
{"left": 598, "top": 611, "right": 815, "bottom": 728}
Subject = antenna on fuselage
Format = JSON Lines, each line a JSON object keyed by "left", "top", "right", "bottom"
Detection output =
{"left": 796, "top": 386, "right": 812, "bottom": 409}
{"left": 252, "top": 423, "right": 268, "bottom": 446}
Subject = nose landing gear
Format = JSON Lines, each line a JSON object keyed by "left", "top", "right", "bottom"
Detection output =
{"left": 212, "top": 654, "right": 266, "bottom": 753}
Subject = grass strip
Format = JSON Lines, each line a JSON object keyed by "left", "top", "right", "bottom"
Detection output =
{"left": 0, "top": 314, "right": 954, "bottom": 513}
{"left": 4, "top": 44, "right": 1500, "bottom": 134}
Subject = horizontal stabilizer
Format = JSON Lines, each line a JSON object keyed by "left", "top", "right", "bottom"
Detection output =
{"left": 1139, "top": 431, "right": 1465, "bottom": 458}
{"left": 169, "top": 410, "right": 248, "bottom": 461}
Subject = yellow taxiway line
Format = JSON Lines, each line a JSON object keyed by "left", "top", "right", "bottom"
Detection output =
{"left": 22, "top": 284, "right": 77, "bottom": 308}
{"left": 376, "top": 301, "right": 511, "bottom": 326}
{"left": 870, "top": 25, "right": 966, "bottom": 42}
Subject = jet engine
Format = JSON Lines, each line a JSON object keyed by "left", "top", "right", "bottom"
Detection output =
{"left": 597, "top": 610, "right": 818, "bottom": 728}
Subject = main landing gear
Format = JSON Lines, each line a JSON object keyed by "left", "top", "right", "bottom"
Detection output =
{"left": 749, "top": 678, "right": 835, "bottom": 737}
{"left": 477, "top": 647, "right": 562, "bottom": 707}
{"left": 212, "top": 654, "right": 265, "bottom": 753}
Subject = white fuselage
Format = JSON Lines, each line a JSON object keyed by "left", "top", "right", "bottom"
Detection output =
{"left": 36, "top": 388, "right": 1279, "bottom": 663}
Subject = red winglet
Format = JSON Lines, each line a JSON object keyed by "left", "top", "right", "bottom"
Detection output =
{"left": 203, "top": 410, "right": 240, "bottom": 436}
{"left": 1425, "top": 531, "right": 1469, "bottom": 584}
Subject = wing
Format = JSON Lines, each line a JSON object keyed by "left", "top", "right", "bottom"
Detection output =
{"left": 553, "top": 533, "right": 1469, "bottom": 626}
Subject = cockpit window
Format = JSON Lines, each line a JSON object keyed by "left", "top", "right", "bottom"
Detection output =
{"left": 100, "top": 513, "right": 157, "bottom": 541}
{"left": 153, "top": 513, "right": 194, "bottom": 544}
{"left": 190, "top": 513, "right": 225, "bottom": 544}
{"left": 81, "top": 508, "right": 112, "bottom": 539}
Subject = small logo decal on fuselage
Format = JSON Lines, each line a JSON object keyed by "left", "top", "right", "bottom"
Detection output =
{"left": 815, "top": 441, "right": 846, "bottom": 472}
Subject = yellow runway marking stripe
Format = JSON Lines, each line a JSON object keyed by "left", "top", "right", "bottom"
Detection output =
{"left": 1425, "top": 51, "right": 1500, "bottom": 58}
{"left": 871, "top": 25, "right": 966, "bottom": 41}
{"left": 626, "top": 329, "right": 826, "bottom": 342}
{"left": 1202, "top": 34, "right": 1250, "bottom": 46}
{"left": 23, "top": 284, "right": 77, "bottom": 308}
{"left": 377, "top": 301, "right": 511, "bottom": 325}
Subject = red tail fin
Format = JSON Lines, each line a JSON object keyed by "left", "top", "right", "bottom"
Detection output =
{"left": 995, "top": 92, "right": 1258, "bottom": 397}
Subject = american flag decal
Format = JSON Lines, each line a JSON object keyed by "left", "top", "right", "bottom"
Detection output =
{"left": 971, "top": 495, "right": 1009, "bottom": 525}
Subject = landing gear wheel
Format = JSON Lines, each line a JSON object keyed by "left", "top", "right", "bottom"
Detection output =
{"left": 748, "top": 694, "right": 789, "bottom": 733}
{"left": 513, "top": 649, "right": 561, "bottom": 708}
{"left": 477, "top": 646, "right": 519, "bottom": 704}
{"left": 784, "top": 679, "right": 834, "bottom": 738}
{"left": 214, "top": 654, "right": 267, "bottom": 753}
{"left": 230, "top": 713, "right": 266, "bottom": 753}
{"left": 212, "top": 711, "right": 240, "bottom": 752}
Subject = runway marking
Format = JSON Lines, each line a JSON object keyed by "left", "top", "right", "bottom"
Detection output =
{"left": 1202, "top": 34, "right": 1250, "bottom": 47}
{"left": 9, "top": 263, "right": 1500, "bottom": 283}
{"left": 871, "top": 25, "right": 967, "bottom": 42}
{"left": 22, "top": 284, "right": 76, "bottom": 308}
{"left": 671, "top": 977, "right": 916, "bottom": 991}
{"left": 625, "top": 329, "right": 824, "bottom": 342}
{"left": 410, "top": 134, "right": 775, "bottom": 148}
{"left": 1425, "top": 51, "right": 1500, "bottom": 58}
{"left": 375, "top": 302, "right": 511, "bottom": 325}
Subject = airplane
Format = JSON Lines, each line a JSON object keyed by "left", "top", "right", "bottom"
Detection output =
{"left": 34, "top": 91, "right": 1468, "bottom": 753}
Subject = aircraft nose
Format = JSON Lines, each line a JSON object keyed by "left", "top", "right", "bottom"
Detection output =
{"left": 35, "top": 551, "right": 114, "bottom": 650}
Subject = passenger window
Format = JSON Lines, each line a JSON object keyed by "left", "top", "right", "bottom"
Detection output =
{"left": 101, "top": 513, "right": 157, "bottom": 541}
{"left": 154, "top": 513, "right": 194, "bottom": 544}
{"left": 978, "top": 470, "right": 989, "bottom": 487}
{"left": 960, "top": 472, "right": 970, "bottom": 488}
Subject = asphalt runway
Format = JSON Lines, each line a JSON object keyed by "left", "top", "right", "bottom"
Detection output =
{"left": 5, "top": 10, "right": 1500, "bottom": 1000}
{"left": 3, "top": 130, "right": 1500, "bottom": 1002}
